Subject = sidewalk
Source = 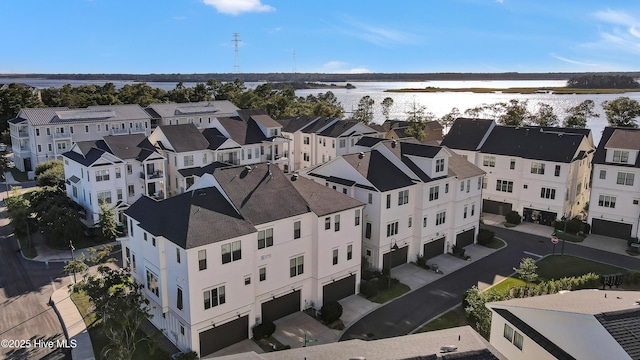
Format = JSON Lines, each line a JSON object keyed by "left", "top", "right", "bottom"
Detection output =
{"left": 50, "top": 287, "right": 95, "bottom": 360}
{"left": 481, "top": 212, "right": 631, "bottom": 256}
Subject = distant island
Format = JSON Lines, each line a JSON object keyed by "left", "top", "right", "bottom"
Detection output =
{"left": 268, "top": 82, "right": 356, "bottom": 90}
{"left": 1, "top": 71, "right": 639, "bottom": 83}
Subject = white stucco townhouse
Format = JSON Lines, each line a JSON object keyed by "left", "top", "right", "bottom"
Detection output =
{"left": 9, "top": 104, "right": 151, "bottom": 177}
{"left": 120, "top": 163, "right": 364, "bottom": 357}
{"left": 442, "top": 118, "right": 594, "bottom": 224}
{"left": 62, "top": 134, "right": 166, "bottom": 226}
{"left": 303, "top": 137, "right": 484, "bottom": 271}
{"left": 588, "top": 127, "right": 640, "bottom": 239}
{"left": 277, "top": 116, "right": 385, "bottom": 171}
{"left": 487, "top": 290, "right": 640, "bottom": 360}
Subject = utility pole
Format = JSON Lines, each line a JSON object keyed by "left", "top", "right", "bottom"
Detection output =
{"left": 232, "top": 32, "right": 241, "bottom": 74}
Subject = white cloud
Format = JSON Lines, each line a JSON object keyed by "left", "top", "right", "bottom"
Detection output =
{"left": 320, "top": 61, "right": 371, "bottom": 73}
{"left": 495, "top": 0, "right": 504, "bottom": 4}
{"left": 589, "top": 9, "right": 640, "bottom": 54}
{"left": 550, "top": 53, "right": 599, "bottom": 67}
{"left": 340, "top": 16, "right": 415, "bottom": 46}
{"left": 593, "top": 9, "right": 637, "bottom": 26}
{"left": 202, "top": 0, "right": 274, "bottom": 16}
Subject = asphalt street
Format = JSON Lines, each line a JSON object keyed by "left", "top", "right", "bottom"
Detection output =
{"left": 340, "top": 225, "right": 640, "bottom": 341}
{"left": 0, "top": 188, "right": 71, "bottom": 360}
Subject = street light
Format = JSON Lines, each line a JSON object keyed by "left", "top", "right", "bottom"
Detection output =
{"left": 69, "top": 240, "right": 77, "bottom": 283}
{"left": 561, "top": 215, "right": 567, "bottom": 256}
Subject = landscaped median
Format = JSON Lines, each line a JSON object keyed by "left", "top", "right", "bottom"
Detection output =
{"left": 359, "top": 269, "right": 411, "bottom": 304}
{"left": 415, "top": 254, "right": 640, "bottom": 336}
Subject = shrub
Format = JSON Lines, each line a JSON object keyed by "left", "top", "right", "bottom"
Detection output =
{"left": 360, "top": 279, "right": 379, "bottom": 298}
{"left": 565, "top": 218, "right": 582, "bottom": 234}
{"left": 505, "top": 211, "right": 521, "bottom": 225}
{"left": 361, "top": 269, "right": 382, "bottom": 281}
{"left": 377, "top": 276, "right": 399, "bottom": 291}
{"left": 175, "top": 351, "right": 199, "bottom": 360}
{"left": 252, "top": 321, "right": 275, "bottom": 340}
{"left": 416, "top": 254, "right": 427, "bottom": 267}
{"left": 477, "top": 228, "right": 495, "bottom": 245}
{"left": 625, "top": 270, "right": 640, "bottom": 285}
{"left": 320, "top": 301, "right": 343, "bottom": 323}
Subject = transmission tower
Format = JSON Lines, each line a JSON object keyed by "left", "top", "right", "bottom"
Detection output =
{"left": 232, "top": 32, "right": 241, "bottom": 73}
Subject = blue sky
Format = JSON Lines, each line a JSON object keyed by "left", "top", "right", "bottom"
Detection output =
{"left": 1, "top": 0, "right": 639, "bottom": 74}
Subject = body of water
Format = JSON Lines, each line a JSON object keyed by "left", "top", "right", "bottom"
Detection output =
{"left": 4, "top": 78, "right": 640, "bottom": 144}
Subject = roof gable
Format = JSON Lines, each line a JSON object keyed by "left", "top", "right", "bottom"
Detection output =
{"left": 157, "top": 124, "right": 210, "bottom": 152}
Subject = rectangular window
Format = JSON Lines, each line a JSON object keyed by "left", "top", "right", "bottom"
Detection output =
{"left": 128, "top": 185, "right": 135, "bottom": 197}
{"left": 290, "top": 256, "right": 304, "bottom": 277}
{"left": 36, "top": 128, "right": 40, "bottom": 136}
{"left": 496, "top": 180, "right": 514, "bottom": 193}
{"left": 368, "top": 193, "right": 373, "bottom": 204}
{"left": 184, "top": 155, "right": 194, "bottom": 167}
{"left": 355, "top": 209, "right": 360, "bottom": 226}
{"left": 339, "top": 139, "right": 346, "bottom": 148}
{"left": 478, "top": 177, "right": 482, "bottom": 190}
{"left": 483, "top": 156, "right": 495, "bottom": 167}
{"left": 85, "top": 125, "right": 89, "bottom": 133}
{"left": 482, "top": 177, "right": 487, "bottom": 189}
{"left": 365, "top": 222, "right": 372, "bottom": 239}
{"left": 177, "top": 288, "right": 183, "bottom": 310}
{"left": 503, "top": 324, "right": 514, "bottom": 342}
{"left": 146, "top": 269, "right": 159, "bottom": 297}
{"left": 259, "top": 267, "right": 266, "bottom": 281}
{"left": 398, "top": 189, "right": 409, "bottom": 205}
{"left": 599, "top": 195, "right": 616, "bottom": 208}
{"left": 203, "top": 153, "right": 207, "bottom": 163}
{"left": 386, "top": 194, "right": 391, "bottom": 209}
{"left": 540, "top": 187, "right": 556, "bottom": 199}
{"left": 144, "top": 232, "right": 148, "bottom": 241}
{"left": 255, "top": 148, "right": 260, "bottom": 158}
{"left": 347, "top": 244, "right": 353, "bottom": 260}
{"left": 613, "top": 150, "right": 629, "bottom": 163}
{"left": 115, "top": 167, "right": 121, "bottom": 179}
{"left": 460, "top": 181, "right": 464, "bottom": 191}
{"left": 471, "top": 204, "right": 475, "bottom": 216}
{"left": 617, "top": 172, "right": 635, "bottom": 186}
{"left": 152, "top": 237, "right": 156, "bottom": 247}
{"left": 325, "top": 217, "right": 331, "bottom": 230}
{"left": 445, "top": 183, "right": 449, "bottom": 193}
{"left": 555, "top": 165, "right": 561, "bottom": 177}
{"left": 46, "top": 128, "right": 50, "bottom": 136}
{"left": 531, "top": 162, "right": 545, "bottom": 175}
{"left": 334, "top": 215, "right": 340, "bottom": 231}
{"left": 72, "top": 186, "right": 78, "bottom": 198}
{"left": 127, "top": 164, "right": 132, "bottom": 174}
{"left": 232, "top": 240, "right": 241, "bottom": 261}
{"left": 600, "top": 169, "right": 606, "bottom": 179}
{"left": 436, "top": 211, "right": 446, "bottom": 226}
{"left": 408, "top": 216, "right": 412, "bottom": 227}
{"left": 97, "top": 191, "right": 112, "bottom": 204}
{"left": 95, "top": 169, "right": 110, "bottom": 182}
{"left": 464, "top": 206, "right": 468, "bottom": 219}
{"left": 294, "top": 221, "right": 301, "bottom": 239}
{"left": 386, "top": 221, "right": 399, "bottom": 237}
{"left": 332, "top": 249, "right": 338, "bottom": 265}
{"left": 303, "top": 152, "right": 309, "bottom": 161}
{"left": 37, "top": 144, "right": 41, "bottom": 153}
{"left": 176, "top": 248, "right": 181, "bottom": 263}
{"left": 510, "top": 160, "right": 515, "bottom": 170}
{"left": 466, "top": 179, "right": 470, "bottom": 193}
{"left": 429, "top": 186, "right": 439, "bottom": 201}
{"left": 244, "top": 277, "right": 251, "bottom": 285}
{"left": 304, "top": 136, "right": 310, "bottom": 145}
{"left": 423, "top": 216, "right": 427, "bottom": 227}
{"left": 203, "top": 285, "right": 225, "bottom": 309}
{"left": 435, "top": 158, "right": 445, "bottom": 172}
{"left": 97, "top": 124, "right": 101, "bottom": 132}
{"left": 247, "top": 148, "right": 252, "bottom": 159}
{"left": 198, "top": 250, "right": 207, "bottom": 270}
{"left": 513, "top": 331, "right": 523, "bottom": 350}
{"left": 258, "top": 229, "right": 274, "bottom": 249}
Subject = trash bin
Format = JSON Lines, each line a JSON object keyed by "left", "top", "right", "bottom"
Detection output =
{"left": 631, "top": 243, "right": 640, "bottom": 253}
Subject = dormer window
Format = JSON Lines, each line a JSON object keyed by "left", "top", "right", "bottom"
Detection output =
{"left": 270, "top": 129, "right": 278, "bottom": 137}
{"left": 435, "top": 158, "right": 445, "bottom": 172}
{"left": 613, "top": 150, "right": 629, "bottom": 163}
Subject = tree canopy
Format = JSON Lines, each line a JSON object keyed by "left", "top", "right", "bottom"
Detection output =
{"left": 567, "top": 75, "right": 640, "bottom": 89}
{"left": 602, "top": 96, "right": 640, "bottom": 128}
{"left": 352, "top": 96, "right": 375, "bottom": 124}
{"left": 563, "top": 100, "right": 599, "bottom": 128}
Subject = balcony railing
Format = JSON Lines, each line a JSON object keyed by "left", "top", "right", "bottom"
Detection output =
{"left": 266, "top": 154, "right": 287, "bottom": 161}
{"left": 140, "top": 170, "right": 163, "bottom": 180}
{"left": 52, "top": 131, "right": 72, "bottom": 139}
{"left": 13, "top": 130, "right": 29, "bottom": 138}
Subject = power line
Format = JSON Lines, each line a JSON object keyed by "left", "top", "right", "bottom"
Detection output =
{"left": 232, "top": 33, "right": 241, "bottom": 74}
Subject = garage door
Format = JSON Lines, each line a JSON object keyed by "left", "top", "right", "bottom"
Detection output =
{"left": 423, "top": 237, "right": 445, "bottom": 260}
{"left": 591, "top": 219, "right": 632, "bottom": 239}
{"left": 323, "top": 274, "right": 356, "bottom": 304}
{"left": 199, "top": 315, "right": 248, "bottom": 356}
{"left": 456, "top": 228, "right": 475, "bottom": 248}
{"left": 261, "top": 290, "right": 301, "bottom": 323}
{"left": 382, "top": 245, "right": 409, "bottom": 271}
{"left": 482, "top": 200, "right": 512, "bottom": 215}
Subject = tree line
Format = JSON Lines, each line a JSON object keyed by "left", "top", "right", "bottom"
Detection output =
{"left": 2, "top": 79, "right": 640, "bottom": 144}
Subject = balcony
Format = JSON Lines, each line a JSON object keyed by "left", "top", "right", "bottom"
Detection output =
{"left": 52, "top": 131, "right": 72, "bottom": 140}
{"left": 266, "top": 154, "right": 288, "bottom": 162}
{"left": 12, "top": 130, "right": 29, "bottom": 139}
{"left": 111, "top": 128, "right": 129, "bottom": 135}
{"left": 140, "top": 170, "right": 164, "bottom": 180}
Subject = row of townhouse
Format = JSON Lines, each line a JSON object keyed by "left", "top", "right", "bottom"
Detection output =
{"left": 302, "top": 137, "right": 485, "bottom": 270}
{"left": 120, "top": 163, "right": 364, "bottom": 357}
{"left": 441, "top": 118, "right": 594, "bottom": 225}
{"left": 588, "top": 127, "right": 640, "bottom": 239}
{"left": 9, "top": 101, "right": 239, "bottom": 176}
{"left": 277, "top": 116, "right": 385, "bottom": 171}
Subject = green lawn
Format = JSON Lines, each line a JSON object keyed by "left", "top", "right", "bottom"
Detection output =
{"left": 9, "top": 168, "right": 29, "bottom": 182}
{"left": 536, "top": 255, "right": 626, "bottom": 280}
{"left": 555, "top": 232, "right": 585, "bottom": 243}
{"left": 486, "top": 277, "right": 527, "bottom": 295}
{"left": 416, "top": 306, "right": 468, "bottom": 333}
{"left": 369, "top": 282, "right": 411, "bottom": 304}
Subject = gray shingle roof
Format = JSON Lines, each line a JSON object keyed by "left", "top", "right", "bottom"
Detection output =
{"left": 447, "top": 149, "right": 485, "bottom": 179}
{"left": 596, "top": 308, "right": 640, "bottom": 360}
{"left": 213, "top": 163, "right": 310, "bottom": 225}
{"left": 606, "top": 128, "right": 640, "bottom": 151}
{"left": 277, "top": 116, "right": 320, "bottom": 133}
{"left": 594, "top": 127, "right": 640, "bottom": 168}
{"left": 146, "top": 101, "right": 239, "bottom": 118}
{"left": 157, "top": 124, "right": 210, "bottom": 152}
{"left": 441, "top": 118, "right": 494, "bottom": 151}
{"left": 318, "top": 120, "right": 359, "bottom": 137}
{"left": 289, "top": 175, "right": 364, "bottom": 216}
{"left": 301, "top": 117, "right": 338, "bottom": 134}
{"left": 102, "top": 134, "right": 155, "bottom": 160}
{"left": 125, "top": 189, "right": 256, "bottom": 249}
{"left": 216, "top": 116, "right": 267, "bottom": 145}
{"left": 355, "top": 136, "right": 387, "bottom": 147}
{"left": 342, "top": 151, "right": 415, "bottom": 192}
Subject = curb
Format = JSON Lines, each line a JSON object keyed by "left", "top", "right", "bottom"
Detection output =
{"left": 50, "top": 288, "right": 96, "bottom": 360}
